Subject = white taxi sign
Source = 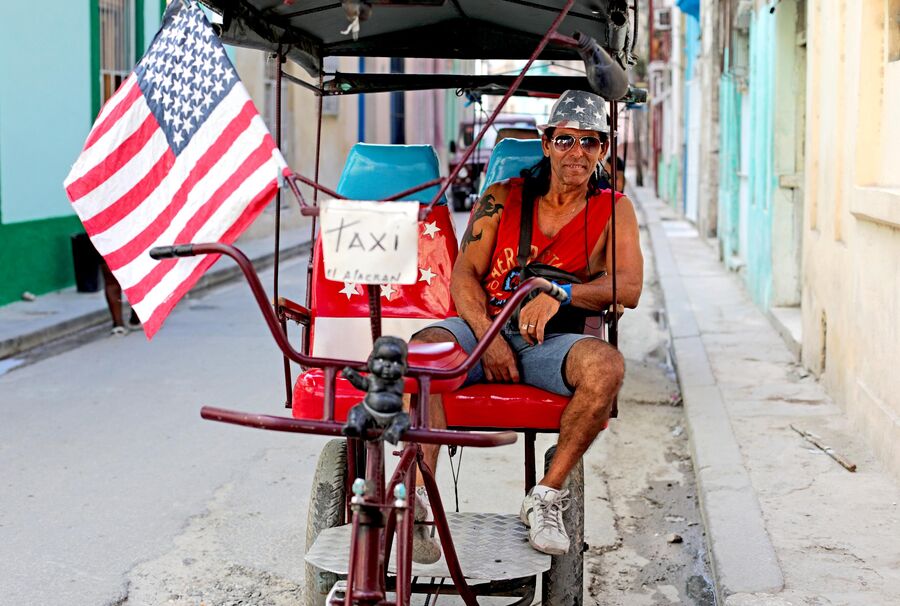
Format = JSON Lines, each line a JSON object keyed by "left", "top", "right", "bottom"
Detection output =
{"left": 318, "top": 199, "right": 419, "bottom": 285}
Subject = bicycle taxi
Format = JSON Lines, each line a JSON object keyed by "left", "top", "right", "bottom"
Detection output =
{"left": 155, "top": 1, "right": 644, "bottom": 604}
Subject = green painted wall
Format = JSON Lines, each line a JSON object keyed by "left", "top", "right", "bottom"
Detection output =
{"left": 0, "top": 216, "right": 87, "bottom": 305}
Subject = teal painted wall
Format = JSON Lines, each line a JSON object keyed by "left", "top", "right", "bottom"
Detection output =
{"left": 745, "top": 6, "right": 776, "bottom": 308}
{"left": 0, "top": 2, "right": 93, "bottom": 224}
{"left": 0, "top": 1, "right": 165, "bottom": 306}
{"left": 718, "top": 68, "right": 742, "bottom": 261}
{"left": 682, "top": 14, "right": 702, "bottom": 218}
{"left": 657, "top": 155, "right": 681, "bottom": 208}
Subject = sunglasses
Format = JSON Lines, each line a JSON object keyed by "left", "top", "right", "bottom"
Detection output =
{"left": 551, "top": 134, "right": 603, "bottom": 154}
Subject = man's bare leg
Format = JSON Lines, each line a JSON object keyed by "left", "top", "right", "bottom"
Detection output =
{"left": 519, "top": 338, "right": 624, "bottom": 555}
{"left": 541, "top": 338, "right": 625, "bottom": 488}
{"left": 405, "top": 327, "right": 456, "bottom": 564}
{"left": 405, "top": 328, "right": 454, "bottom": 482}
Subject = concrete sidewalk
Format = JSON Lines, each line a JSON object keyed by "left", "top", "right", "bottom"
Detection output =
{"left": 634, "top": 185, "right": 900, "bottom": 605}
{"left": 0, "top": 225, "right": 311, "bottom": 364}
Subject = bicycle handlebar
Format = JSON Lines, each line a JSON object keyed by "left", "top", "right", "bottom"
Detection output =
{"left": 200, "top": 406, "right": 517, "bottom": 447}
{"left": 148, "top": 242, "right": 564, "bottom": 379}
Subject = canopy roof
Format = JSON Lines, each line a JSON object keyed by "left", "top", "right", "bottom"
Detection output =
{"left": 198, "top": 0, "right": 635, "bottom": 77}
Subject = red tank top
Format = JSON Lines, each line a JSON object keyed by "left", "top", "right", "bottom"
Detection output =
{"left": 483, "top": 178, "right": 623, "bottom": 316}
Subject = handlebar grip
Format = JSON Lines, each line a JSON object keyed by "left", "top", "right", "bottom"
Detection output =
{"left": 149, "top": 244, "right": 195, "bottom": 259}
{"left": 573, "top": 31, "right": 630, "bottom": 101}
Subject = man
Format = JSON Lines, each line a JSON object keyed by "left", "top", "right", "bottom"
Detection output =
{"left": 411, "top": 90, "right": 643, "bottom": 559}
{"left": 599, "top": 155, "right": 626, "bottom": 192}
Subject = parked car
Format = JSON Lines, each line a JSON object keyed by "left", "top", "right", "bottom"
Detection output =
{"left": 448, "top": 114, "right": 539, "bottom": 211}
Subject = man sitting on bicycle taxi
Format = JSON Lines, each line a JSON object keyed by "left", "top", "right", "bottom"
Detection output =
{"left": 411, "top": 90, "right": 643, "bottom": 559}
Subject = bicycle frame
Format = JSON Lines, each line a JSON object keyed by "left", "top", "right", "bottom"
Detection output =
{"left": 161, "top": 1, "right": 642, "bottom": 603}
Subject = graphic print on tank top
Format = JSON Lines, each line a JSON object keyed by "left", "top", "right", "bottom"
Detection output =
{"left": 483, "top": 178, "right": 623, "bottom": 316}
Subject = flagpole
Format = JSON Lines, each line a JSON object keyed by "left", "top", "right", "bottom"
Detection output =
{"left": 303, "top": 60, "right": 326, "bottom": 362}
{"left": 273, "top": 51, "right": 294, "bottom": 409}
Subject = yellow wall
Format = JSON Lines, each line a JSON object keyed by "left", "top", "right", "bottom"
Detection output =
{"left": 803, "top": 0, "right": 900, "bottom": 478}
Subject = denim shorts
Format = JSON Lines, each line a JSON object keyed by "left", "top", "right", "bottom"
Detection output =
{"left": 419, "top": 316, "right": 597, "bottom": 396}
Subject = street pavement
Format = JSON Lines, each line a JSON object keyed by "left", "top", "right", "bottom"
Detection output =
{"left": 632, "top": 185, "right": 900, "bottom": 606}
{"left": 0, "top": 207, "right": 714, "bottom": 605}
{"left": 3, "top": 189, "right": 899, "bottom": 605}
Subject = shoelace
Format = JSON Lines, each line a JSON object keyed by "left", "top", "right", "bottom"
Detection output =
{"left": 534, "top": 489, "right": 571, "bottom": 532}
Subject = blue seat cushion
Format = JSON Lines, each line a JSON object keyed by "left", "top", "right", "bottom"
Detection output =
{"left": 479, "top": 138, "right": 544, "bottom": 194}
{"left": 336, "top": 143, "right": 447, "bottom": 204}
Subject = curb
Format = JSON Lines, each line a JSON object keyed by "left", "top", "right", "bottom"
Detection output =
{"left": 634, "top": 190, "right": 785, "bottom": 603}
{"left": 0, "top": 240, "right": 310, "bottom": 360}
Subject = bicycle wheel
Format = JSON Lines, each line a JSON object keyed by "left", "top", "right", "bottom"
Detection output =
{"left": 304, "top": 438, "right": 348, "bottom": 606}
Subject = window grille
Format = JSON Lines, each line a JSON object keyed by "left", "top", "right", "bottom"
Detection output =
{"left": 99, "top": 0, "right": 136, "bottom": 104}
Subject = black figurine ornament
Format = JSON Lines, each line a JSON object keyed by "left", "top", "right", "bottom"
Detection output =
{"left": 341, "top": 336, "right": 410, "bottom": 444}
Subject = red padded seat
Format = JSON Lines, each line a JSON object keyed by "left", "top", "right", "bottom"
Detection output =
{"left": 292, "top": 342, "right": 470, "bottom": 420}
{"left": 443, "top": 384, "right": 570, "bottom": 430}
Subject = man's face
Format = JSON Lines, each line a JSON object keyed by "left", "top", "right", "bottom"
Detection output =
{"left": 542, "top": 127, "right": 608, "bottom": 189}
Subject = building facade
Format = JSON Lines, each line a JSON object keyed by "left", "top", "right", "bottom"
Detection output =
{"left": 0, "top": 1, "right": 165, "bottom": 306}
{"left": 803, "top": 0, "right": 900, "bottom": 478}
{"left": 658, "top": 0, "right": 900, "bottom": 479}
{"left": 0, "top": 2, "right": 469, "bottom": 307}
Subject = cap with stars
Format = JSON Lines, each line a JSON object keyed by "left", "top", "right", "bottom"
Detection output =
{"left": 538, "top": 89, "right": 608, "bottom": 134}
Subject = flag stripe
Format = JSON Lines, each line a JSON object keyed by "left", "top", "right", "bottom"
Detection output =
{"left": 81, "top": 147, "right": 176, "bottom": 235}
{"left": 134, "top": 154, "right": 282, "bottom": 315}
{"left": 65, "top": 99, "right": 153, "bottom": 189}
{"left": 137, "top": 175, "right": 279, "bottom": 339}
{"left": 66, "top": 112, "right": 159, "bottom": 200}
{"left": 102, "top": 99, "right": 261, "bottom": 272}
{"left": 124, "top": 135, "right": 277, "bottom": 303}
{"left": 71, "top": 128, "right": 170, "bottom": 222}
{"left": 63, "top": 1, "right": 289, "bottom": 339}
{"left": 84, "top": 76, "right": 142, "bottom": 151}
{"left": 85, "top": 87, "right": 251, "bottom": 259}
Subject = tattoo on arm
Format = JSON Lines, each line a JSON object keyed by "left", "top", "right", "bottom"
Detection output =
{"left": 461, "top": 193, "right": 503, "bottom": 252}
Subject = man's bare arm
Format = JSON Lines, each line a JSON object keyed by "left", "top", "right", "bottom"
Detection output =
{"left": 570, "top": 196, "right": 643, "bottom": 310}
{"left": 450, "top": 183, "right": 521, "bottom": 383}
{"left": 451, "top": 184, "right": 507, "bottom": 337}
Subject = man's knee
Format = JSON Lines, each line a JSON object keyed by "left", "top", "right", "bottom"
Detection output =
{"left": 565, "top": 338, "right": 625, "bottom": 395}
{"left": 411, "top": 327, "right": 458, "bottom": 345}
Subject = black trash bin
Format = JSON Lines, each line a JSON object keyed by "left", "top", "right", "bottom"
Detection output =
{"left": 71, "top": 232, "right": 101, "bottom": 293}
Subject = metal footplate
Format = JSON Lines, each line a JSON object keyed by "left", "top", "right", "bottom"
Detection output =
{"left": 305, "top": 512, "right": 550, "bottom": 581}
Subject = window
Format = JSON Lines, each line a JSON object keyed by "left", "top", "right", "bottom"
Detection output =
{"left": 654, "top": 8, "right": 672, "bottom": 31}
{"left": 99, "top": 0, "right": 136, "bottom": 103}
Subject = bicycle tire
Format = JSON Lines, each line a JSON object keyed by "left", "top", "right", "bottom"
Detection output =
{"left": 304, "top": 438, "right": 348, "bottom": 606}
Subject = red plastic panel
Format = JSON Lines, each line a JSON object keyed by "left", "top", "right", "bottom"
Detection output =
{"left": 294, "top": 377, "right": 603, "bottom": 433}
{"left": 293, "top": 342, "right": 471, "bottom": 420}
{"left": 443, "top": 384, "right": 570, "bottom": 430}
{"left": 310, "top": 204, "right": 457, "bottom": 322}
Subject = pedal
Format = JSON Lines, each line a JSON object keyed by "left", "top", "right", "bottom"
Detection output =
{"left": 326, "top": 580, "right": 347, "bottom": 606}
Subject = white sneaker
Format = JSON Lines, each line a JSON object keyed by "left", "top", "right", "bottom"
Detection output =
{"left": 412, "top": 486, "right": 441, "bottom": 564}
{"left": 519, "top": 486, "right": 571, "bottom": 555}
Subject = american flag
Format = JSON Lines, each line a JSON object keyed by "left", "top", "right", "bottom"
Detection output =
{"left": 64, "top": 1, "right": 288, "bottom": 339}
